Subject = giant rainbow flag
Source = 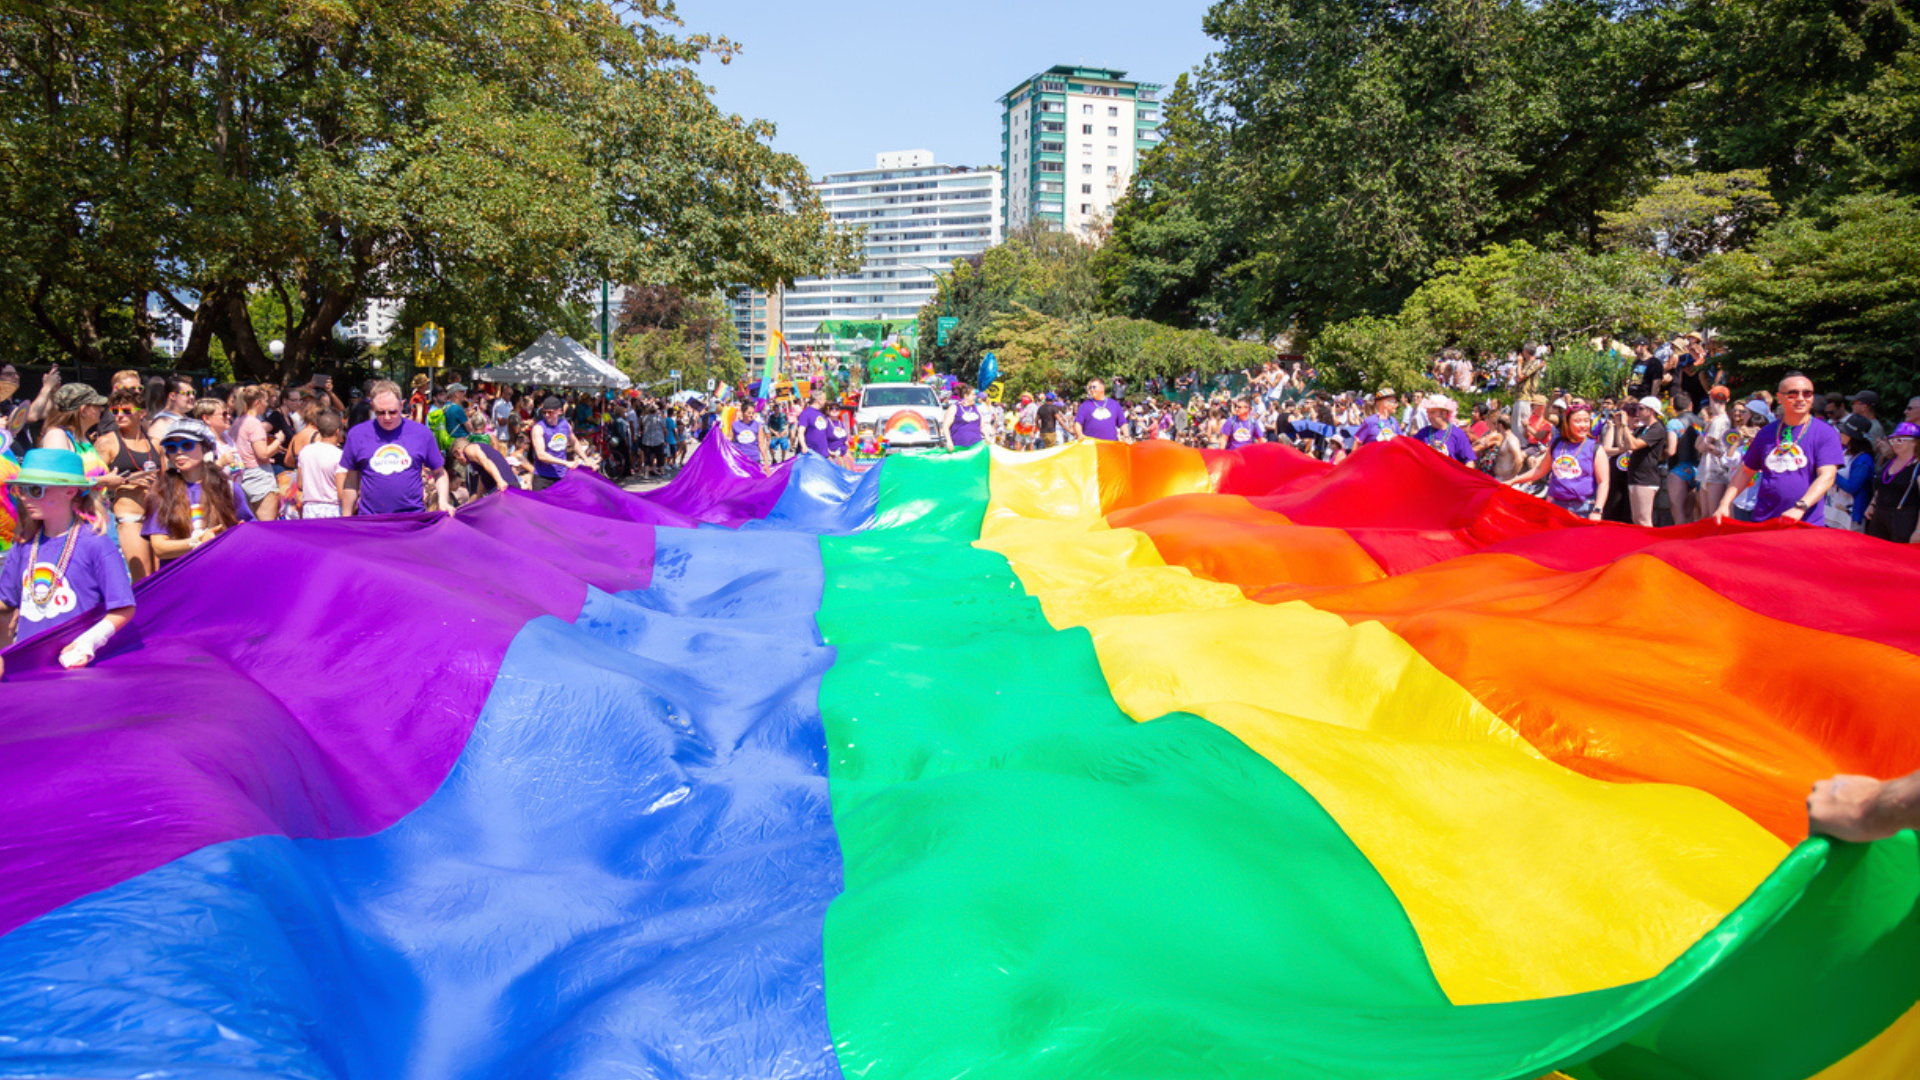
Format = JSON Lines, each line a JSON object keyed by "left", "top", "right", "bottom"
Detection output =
{"left": 3, "top": 432, "right": 1918, "bottom": 1080}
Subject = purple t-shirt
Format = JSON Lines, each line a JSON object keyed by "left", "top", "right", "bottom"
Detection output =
{"left": 1354, "top": 415, "right": 1402, "bottom": 445}
{"left": 341, "top": 418, "right": 444, "bottom": 514}
{"left": 731, "top": 419, "right": 764, "bottom": 464}
{"left": 1221, "top": 416, "right": 1264, "bottom": 447}
{"left": 1742, "top": 417, "right": 1843, "bottom": 525}
{"left": 1416, "top": 424, "right": 1477, "bottom": 464}
{"left": 531, "top": 419, "right": 573, "bottom": 479}
{"left": 797, "top": 407, "right": 835, "bottom": 457}
{"left": 1075, "top": 399, "right": 1122, "bottom": 440}
{"left": 949, "top": 401, "right": 985, "bottom": 447}
{"left": 0, "top": 523, "right": 135, "bottom": 645}
{"left": 1546, "top": 437, "right": 1600, "bottom": 503}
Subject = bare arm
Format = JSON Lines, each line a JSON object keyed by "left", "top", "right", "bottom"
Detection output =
{"left": 431, "top": 468, "right": 451, "bottom": 511}
{"left": 340, "top": 471, "right": 360, "bottom": 516}
{"left": 1714, "top": 464, "right": 1756, "bottom": 517}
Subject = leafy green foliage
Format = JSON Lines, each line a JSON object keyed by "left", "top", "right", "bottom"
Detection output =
{"left": 612, "top": 287, "right": 743, "bottom": 390}
{"left": 1309, "top": 241, "right": 1684, "bottom": 392}
{"left": 1179, "top": 0, "right": 1693, "bottom": 336}
{"left": 915, "top": 225, "right": 1098, "bottom": 385}
{"left": 0, "top": 0, "right": 857, "bottom": 380}
{"left": 1700, "top": 192, "right": 1920, "bottom": 402}
{"left": 1539, "top": 345, "right": 1633, "bottom": 405}
{"left": 1599, "top": 170, "right": 1781, "bottom": 267}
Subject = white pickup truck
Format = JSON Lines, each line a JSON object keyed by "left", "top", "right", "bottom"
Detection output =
{"left": 854, "top": 382, "right": 945, "bottom": 450}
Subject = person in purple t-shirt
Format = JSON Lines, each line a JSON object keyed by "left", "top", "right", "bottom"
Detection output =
{"left": 1215, "top": 398, "right": 1264, "bottom": 449}
{"left": 340, "top": 381, "right": 449, "bottom": 515}
{"left": 1413, "top": 395, "right": 1476, "bottom": 465}
{"left": 0, "top": 448, "right": 135, "bottom": 674}
{"left": 1714, "top": 371, "right": 1842, "bottom": 525}
{"left": 1073, "top": 379, "right": 1123, "bottom": 442}
{"left": 944, "top": 384, "right": 987, "bottom": 450}
{"left": 796, "top": 387, "right": 850, "bottom": 465}
{"left": 1353, "top": 386, "right": 1404, "bottom": 445}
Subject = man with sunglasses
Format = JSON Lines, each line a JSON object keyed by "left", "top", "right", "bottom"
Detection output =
{"left": 1713, "top": 372, "right": 1842, "bottom": 525}
{"left": 338, "top": 380, "right": 448, "bottom": 516}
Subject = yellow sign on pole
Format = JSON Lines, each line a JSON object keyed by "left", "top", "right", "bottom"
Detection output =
{"left": 415, "top": 323, "right": 445, "bottom": 369}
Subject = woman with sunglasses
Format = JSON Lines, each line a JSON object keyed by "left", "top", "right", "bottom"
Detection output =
{"left": 1864, "top": 423, "right": 1919, "bottom": 544}
{"left": 1508, "top": 402, "right": 1609, "bottom": 520}
{"left": 143, "top": 418, "right": 252, "bottom": 568}
{"left": 93, "top": 388, "right": 162, "bottom": 581}
{"left": 1714, "top": 372, "right": 1843, "bottom": 524}
{"left": 0, "top": 448, "right": 134, "bottom": 675}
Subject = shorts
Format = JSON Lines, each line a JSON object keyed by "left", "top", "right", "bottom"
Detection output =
{"left": 239, "top": 466, "right": 278, "bottom": 502}
{"left": 1041, "top": 431, "right": 1060, "bottom": 447}
{"left": 532, "top": 474, "right": 562, "bottom": 491}
{"left": 303, "top": 502, "right": 342, "bottom": 519}
{"left": 1552, "top": 497, "right": 1597, "bottom": 517}
{"left": 1669, "top": 462, "right": 1698, "bottom": 487}
{"left": 769, "top": 436, "right": 790, "bottom": 452}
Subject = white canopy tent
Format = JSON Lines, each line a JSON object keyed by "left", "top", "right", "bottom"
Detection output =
{"left": 474, "top": 331, "right": 632, "bottom": 390}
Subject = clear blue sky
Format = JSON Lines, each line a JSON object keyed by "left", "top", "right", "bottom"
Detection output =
{"left": 680, "top": 0, "right": 1219, "bottom": 177}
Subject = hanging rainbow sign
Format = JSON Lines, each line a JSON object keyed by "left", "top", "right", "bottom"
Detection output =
{"left": 1, "top": 434, "right": 1917, "bottom": 1080}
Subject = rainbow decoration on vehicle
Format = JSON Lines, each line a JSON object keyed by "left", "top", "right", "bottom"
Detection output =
{"left": 3, "top": 432, "right": 1918, "bottom": 1080}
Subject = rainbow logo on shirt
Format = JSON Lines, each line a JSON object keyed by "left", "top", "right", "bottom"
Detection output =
{"left": 25, "top": 564, "right": 58, "bottom": 605}
{"left": 368, "top": 443, "right": 414, "bottom": 476}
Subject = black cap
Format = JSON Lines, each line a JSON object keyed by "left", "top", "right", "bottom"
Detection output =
{"left": 1839, "top": 413, "right": 1873, "bottom": 440}
{"left": 541, "top": 396, "right": 563, "bottom": 411}
{"left": 1847, "top": 390, "right": 1879, "bottom": 406}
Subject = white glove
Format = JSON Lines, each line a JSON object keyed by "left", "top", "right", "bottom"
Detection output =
{"left": 58, "top": 616, "right": 118, "bottom": 669}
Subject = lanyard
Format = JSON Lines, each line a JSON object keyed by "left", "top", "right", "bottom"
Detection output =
{"left": 1778, "top": 420, "right": 1807, "bottom": 453}
{"left": 26, "top": 523, "right": 81, "bottom": 598}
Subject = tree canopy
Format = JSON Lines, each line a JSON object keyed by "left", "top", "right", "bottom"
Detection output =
{"left": 0, "top": 0, "right": 857, "bottom": 380}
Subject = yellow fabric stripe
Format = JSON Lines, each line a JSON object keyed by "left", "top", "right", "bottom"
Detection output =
{"left": 975, "top": 448, "right": 1787, "bottom": 1007}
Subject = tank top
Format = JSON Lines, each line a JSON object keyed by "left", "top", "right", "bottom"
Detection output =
{"left": 732, "top": 420, "right": 764, "bottom": 464}
{"left": 112, "top": 433, "right": 161, "bottom": 478}
{"left": 469, "top": 443, "right": 519, "bottom": 496}
{"left": 1546, "top": 437, "right": 1598, "bottom": 503}
{"left": 949, "top": 403, "right": 984, "bottom": 447}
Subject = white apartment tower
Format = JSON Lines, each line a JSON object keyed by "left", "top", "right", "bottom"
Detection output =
{"left": 1000, "top": 66, "right": 1164, "bottom": 238}
{"left": 775, "top": 151, "right": 1004, "bottom": 359}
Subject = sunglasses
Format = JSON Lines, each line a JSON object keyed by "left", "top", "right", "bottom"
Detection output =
{"left": 373, "top": 408, "right": 402, "bottom": 417}
{"left": 161, "top": 438, "right": 202, "bottom": 453}
{"left": 110, "top": 406, "right": 141, "bottom": 415}
{"left": 1780, "top": 389, "right": 1817, "bottom": 398}
{"left": 10, "top": 483, "right": 75, "bottom": 499}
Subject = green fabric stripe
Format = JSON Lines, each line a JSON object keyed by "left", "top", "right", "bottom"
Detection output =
{"left": 816, "top": 448, "right": 1920, "bottom": 1080}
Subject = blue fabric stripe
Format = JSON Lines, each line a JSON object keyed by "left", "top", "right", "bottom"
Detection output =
{"left": 0, "top": 527, "right": 844, "bottom": 1080}
{"left": 760, "top": 456, "right": 882, "bottom": 533}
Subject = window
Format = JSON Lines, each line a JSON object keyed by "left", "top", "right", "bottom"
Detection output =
{"left": 1082, "top": 124, "right": 1092, "bottom": 135}
{"left": 1081, "top": 183, "right": 1093, "bottom": 194}
{"left": 1108, "top": 106, "right": 1119, "bottom": 117}
{"left": 1107, "top": 126, "right": 1118, "bottom": 136}
{"left": 1106, "top": 165, "right": 1118, "bottom": 176}
{"left": 1038, "top": 141, "right": 1064, "bottom": 153}
{"left": 1040, "top": 120, "right": 1063, "bottom": 133}
{"left": 1038, "top": 161, "right": 1063, "bottom": 173}
{"left": 1082, "top": 163, "right": 1093, "bottom": 174}
{"left": 1080, "top": 203, "right": 1091, "bottom": 213}
{"left": 1082, "top": 104, "right": 1093, "bottom": 115}
{"left": 1107, "top": 145, "right": 1118, "bottom": 156}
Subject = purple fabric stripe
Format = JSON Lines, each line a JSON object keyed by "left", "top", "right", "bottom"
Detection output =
{"left": 646, "top": 425, "right": 795, "bottom": 525}
{"left": 0, "top": 471, "right": 676, "bottom": 936}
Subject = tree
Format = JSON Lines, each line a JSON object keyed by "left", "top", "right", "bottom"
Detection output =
{"left": 1095, "top": 74, "right": 1242, "bottom": 329}
{"left": 1307, "top": 240, "right": 1686, "bottom": 391}
{"left": 914, "top": 224, "right": 1099, "bottom": 384}
{"left": 1599, "top": 170, "right": 1781, "bottom": 268}
{"left": 1683, "top": 0, "right": 1920, "bottom": 210}
{"left": 613, "top": 287, "right": 742, "bottom": 390}
{"left": 1189, "top": 0, "right": 1696, "bottom": 336}
{"left": 0, "top": 0, "right": 858, "bottom": 381}
{"left": 1699, "top": 192, "right": 1920, "bottom": 402}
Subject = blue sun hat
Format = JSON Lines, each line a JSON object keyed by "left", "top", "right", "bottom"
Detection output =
{"left": 8, "top": 448, "right": 97, "bottom": 488}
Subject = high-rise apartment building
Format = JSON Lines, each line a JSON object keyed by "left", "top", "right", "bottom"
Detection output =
{"left": 999, "top": 66, "right": 1164, "bottom": 237}
{"left": 725, "top": 286, "right": 780, "bottom": 372}
{"left": 775, "top": 150, "right": 1004, "bottom": 361}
